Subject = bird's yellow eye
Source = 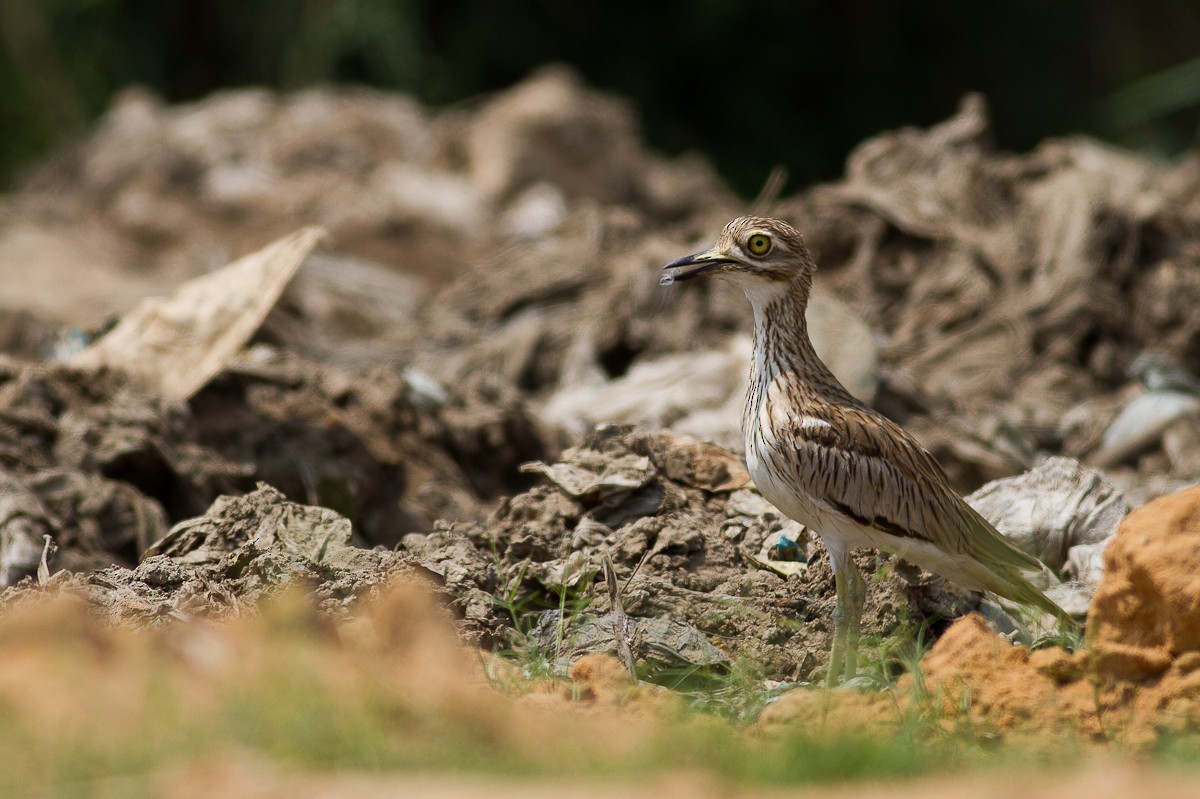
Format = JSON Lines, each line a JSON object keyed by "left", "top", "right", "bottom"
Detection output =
{"left": 746, "top": 233, "right": 772, "bottom": 256}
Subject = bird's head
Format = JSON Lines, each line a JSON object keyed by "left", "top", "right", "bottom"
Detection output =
{"left": 661, "top": 216, "right": 815, "bottom": 296}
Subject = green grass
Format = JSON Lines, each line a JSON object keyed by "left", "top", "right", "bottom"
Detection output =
{"left": 0, "top": 584, "right": 1184, "bottom": 797}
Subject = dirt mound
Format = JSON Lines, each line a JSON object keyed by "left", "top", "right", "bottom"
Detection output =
{"left": 4, "top": 67, "right": 729, "bottom": 330}
{"left": 402, "top": 427, "right": 969, "bottom": 681}
{"left": 2, "top": 485, "right": 414, "bottom": 625}
{"left": 761, "top": 611, "right": 1169, "bottom": 749}
{"left": 5, "top": 416, "right": 968, "bottom": 683}
{"left": 0, "top": 352, "right": 545, "bottom": 584}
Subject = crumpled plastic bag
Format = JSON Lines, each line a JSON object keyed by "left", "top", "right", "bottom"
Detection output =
{"left": 967, "top": 456, "right": 1128, "bottom": 619}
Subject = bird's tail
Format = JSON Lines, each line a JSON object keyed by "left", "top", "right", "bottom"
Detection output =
{"left": 962, "top": 504, "right": 1076, "bottom": 625}
{"left": 984, "top": 562, "right": 1075, "bottom": 625}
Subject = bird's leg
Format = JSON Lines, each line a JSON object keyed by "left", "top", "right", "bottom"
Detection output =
{"left": 842, "top": 562, "right": 866, "bottom": 682}
{"left": 825, "top": 547, "right": 867, "bottom": 687}
{"left": 825, "top": 545, "right": 857, "bottom": 687}
{"left": 827, "top": 569, "right": 848, "bottom": 687}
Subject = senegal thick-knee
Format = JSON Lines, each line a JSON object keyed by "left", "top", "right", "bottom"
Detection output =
{"left": 663, "top": 216, "right": 1067, "bottom": 686}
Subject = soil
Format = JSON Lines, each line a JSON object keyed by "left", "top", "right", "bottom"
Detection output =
{"left": 2, "top": 66, "right": 1200, "bottom": 759}
{"left": 150, "top": 761, "right": 1200, "bottom": 799}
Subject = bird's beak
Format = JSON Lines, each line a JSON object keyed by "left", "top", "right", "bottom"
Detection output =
{"left": 660, "top": 247, "right": 735, "bottom": 285}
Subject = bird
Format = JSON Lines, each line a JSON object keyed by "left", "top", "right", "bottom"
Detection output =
{"left": 661, "top": 215, "right": 1069, "bottom": 686}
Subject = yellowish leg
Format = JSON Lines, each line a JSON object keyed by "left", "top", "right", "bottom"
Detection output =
{"left": 842, "top": 563, "right": 866, "bottom": 682}
{"left": 826, "top": 571, "right": 848, "bottom": 688}
{"left": 826, "top": 556, "right": 867, "bottom": 688}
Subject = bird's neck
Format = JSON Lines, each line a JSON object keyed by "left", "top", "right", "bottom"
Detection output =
{"left": 745, "top": 278, "right": 855, "bottom": 404}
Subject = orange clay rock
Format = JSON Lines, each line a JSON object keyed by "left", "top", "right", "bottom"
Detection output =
{"left": 759, "top": 615, "right": 1104, "bottom": 743}
{"left": 518, "top": 654, "right": 681, "bottom": 719}
{"left": 756, "top": 684, "right": 895, "bottom": 739}
{"left": 909, "top": 613, "right": 1079, "bottom": 735}
{"left": 569, "top": 653, "right": 637, "bottom": 704}
{"left": 1087, "top": 484, "right": 1200, "bottom": 681}
{"left": 757, "top": 615, "right": 1070, "bottom": 739}
{"left": 761, "top": 548, "right": 1200, "bottom": 751}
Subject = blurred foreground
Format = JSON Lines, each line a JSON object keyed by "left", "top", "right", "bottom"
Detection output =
{"left": 3, "top": 574, "right": 1200, "bottom": 796}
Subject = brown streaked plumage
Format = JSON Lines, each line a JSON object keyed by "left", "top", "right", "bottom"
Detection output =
{"left": 662, "top": 215, "right": 1068, "bottom": 686}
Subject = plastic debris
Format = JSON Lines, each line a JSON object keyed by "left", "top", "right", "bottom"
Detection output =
{"left": 71, "top": 227, "right": 326, "bottom": 399}
{"left": 967, "top": 456, "right": 1129, "bottom": 619}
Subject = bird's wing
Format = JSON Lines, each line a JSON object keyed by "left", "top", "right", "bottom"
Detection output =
{"left": 775, "top": 404, "right": 1063, "bottom": 614}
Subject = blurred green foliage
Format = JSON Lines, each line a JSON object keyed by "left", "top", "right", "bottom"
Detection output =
{"left": 0, "top": 0, "right": 1197, "bottom": 194}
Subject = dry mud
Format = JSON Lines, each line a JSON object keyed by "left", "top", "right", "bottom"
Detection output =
{"left": 2, "top": 66, "right": 1200, "bottom": 748}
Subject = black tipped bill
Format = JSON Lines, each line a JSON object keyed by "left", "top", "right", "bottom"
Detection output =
{"left": 659, "top": 249, "right": 732, "bottom": 285}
